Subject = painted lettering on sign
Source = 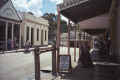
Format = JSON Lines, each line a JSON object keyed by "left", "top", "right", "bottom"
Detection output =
{"left": 59, "top": 55, "right": 70, "bottom": 70}
{"left": 58, "top": 0, "right": 89, "bottom": 11}
{"left": 3, "top": 8, "right": 15, "bottom": 17}
{"left": 60, "top": 0, "right": 83, "bottom": 9}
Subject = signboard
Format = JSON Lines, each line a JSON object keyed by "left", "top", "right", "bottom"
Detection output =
{"left": 59, "top": 55, "right": 71, "bottom": 71}
{"left": 0, "top": 0, "right": 21, "bottom": 21}
{"left": 57, "top": 0, "right": 90, "bottom": 12}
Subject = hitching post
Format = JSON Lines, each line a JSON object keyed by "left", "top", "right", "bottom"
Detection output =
{"left": 34, "top": 47, "right": 40, "bottom": 80}
{"left": 52, "top": 45, "right": 57, "bottom": 75}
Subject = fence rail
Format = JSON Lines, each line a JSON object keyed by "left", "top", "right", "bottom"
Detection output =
{"left": 34, "top": 45, "right": 57, "bottom": 80}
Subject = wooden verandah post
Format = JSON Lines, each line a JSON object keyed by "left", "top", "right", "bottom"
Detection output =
{"left": 79, "top": 26, "right": 82, "bottom": 60}
{"left": 68, "top": 19, "right": 70, "bottom": 55}
{"left": 57, "top": 12, "right": 60, "bottom": 72}
{"left": 74, "top": 23, "right": 76, "bottom": 61}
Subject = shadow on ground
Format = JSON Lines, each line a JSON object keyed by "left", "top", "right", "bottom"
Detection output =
{"left": 61, "top": 65, "right": 94, "bottom": 80}
{"left": 51, "top": 64, "right": 95, "bottom": 80}
{"left": 51, "top": 49, "right": 112, "bottom": 80}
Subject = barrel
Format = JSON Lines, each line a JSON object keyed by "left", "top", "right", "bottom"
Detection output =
{"left": 94, "top": 62, "right": 119, "bottom": 80}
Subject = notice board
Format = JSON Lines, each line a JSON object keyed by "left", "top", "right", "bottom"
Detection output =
{"left": 59, "top": 55, "right": 71, "bottom": 71}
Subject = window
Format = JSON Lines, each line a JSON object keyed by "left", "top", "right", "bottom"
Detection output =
{"left": 41, "top": 30, "right": 43, "bottom": 45}
{"left": 45, "top": 30, "right": 47, "bottom": 41}
{"left": 26, "top": 27, "right": 29, "bottom": 41}
{"left": 8, "top": 23, "right": 12, "bottom": 38}
{"left": 0, "top": 21, "right": 5, "bottom": 41}
{"left": 37, "top": 29, "right": 39, "bottom": 41}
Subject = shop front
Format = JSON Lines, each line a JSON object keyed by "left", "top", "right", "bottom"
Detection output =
{"left": 57, "top": 0, "right": 120, "bottom": 63}
{"left": 0, "top": 0, "right": 21, "bottom": 50}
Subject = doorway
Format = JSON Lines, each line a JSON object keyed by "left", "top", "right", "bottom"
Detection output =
{"left": 0, "top": 21, "right": 5, "bottom": 41}
{"left": 8, "top": 23, "right": 12, "bottom": 39}
{"left": 31, "top": 28, "right": 34, "bottom": 47}
{"left": 14, "top": 24, "right": 20, "bottom": 48}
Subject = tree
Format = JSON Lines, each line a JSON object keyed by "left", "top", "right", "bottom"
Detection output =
{"left": 42, "top": 13, "right": 73, "bottom": 39}
{"left": 28, "top": 12, "right": 34, "bottom": 15}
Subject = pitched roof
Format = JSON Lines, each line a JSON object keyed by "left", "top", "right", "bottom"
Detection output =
{"left": 60, "top": 31, "right": 79, "bottom": 39}
{"left": 17, "top": 11, "right": 23, "bottom": 20}
{"left": 60, "top": 33, "right": 68, "bottom": 39}
{"left": 0, "top": 0, "right": 8, "bottom": 8}
{"left": 0, "top": 0, "right": 21, "bottom": 22}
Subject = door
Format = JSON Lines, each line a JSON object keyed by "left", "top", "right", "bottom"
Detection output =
{"left": 31, "top": 28, "right": 34, "bottom": 47}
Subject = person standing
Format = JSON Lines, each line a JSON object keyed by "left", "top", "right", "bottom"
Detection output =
{"left": 13, "top": 36, "right": 16, "bottom": 46}
{"left": 11, "top": 40, "right": 14, "bottom": 50}
{"left": 24, "top": 40, "right": 30, "bottom": 53}
{"left": 60, "top": 41, "right": 63, "bottom": 47}
{"left": 7, "top": 38, "right": 11, "bottom": 50}
{"left": 79, "top": 41, "right": 93, "bottom": 67}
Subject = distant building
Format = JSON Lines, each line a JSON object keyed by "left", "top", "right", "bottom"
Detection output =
{"left": 60, "top": 31, "right": 93, "bottom": 48}
{"left": 20, "top": 12, "right": 49, "bottom": 47}
{"left": 60, "top": 31, "right": 80, "bottom": 47}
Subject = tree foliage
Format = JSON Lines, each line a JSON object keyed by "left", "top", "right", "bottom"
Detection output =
{"left": 28, "top": 12, "right": 34, "bottom": 15}
{"left": 42, "top": 13, "right": 73, "bottom": 39}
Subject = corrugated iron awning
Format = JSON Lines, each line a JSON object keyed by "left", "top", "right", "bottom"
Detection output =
{"left": 57, "top": 0, "right": 112, "bottom": 23}
{"left": 57, "top": 0, "right": 112, "bottom": 35}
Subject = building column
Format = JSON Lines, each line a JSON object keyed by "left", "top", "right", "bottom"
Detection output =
{"left": 47, "top": 27, "right": 48, "bottom": 44}
{"left": 117, "top": 0, "right": 120, "bottom": 63}
{"left": 83, "top": 31, "right": 85, "bottom": 41}
{"left": 74, "top": 23, "right": 76, "bottom": 61}
{"left": 5, "top": 22, "right": 8, "bottom": 50}
{"left": 79, "top": 26, "right": 82, "bottom": 60}
{"left": 93, "top": 36, "right": 94, "bottom": 49}
{"left": 91, "top": 35, "right": 93, "bottom": 49}
{"left": 85, "top": 32, "right": 87, "bottom": 41}
{"left": 19, "top": 25, "right": 21, "bottom": 49}
{"left": 68, "top": 19, "right": 70, "bottom": 55}
{"left": 24, "top": 26, "right": 27, "bottom": 43}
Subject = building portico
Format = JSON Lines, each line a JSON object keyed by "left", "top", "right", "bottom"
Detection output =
{"left": 0, "top": 0, "right": 21, "bottom": 50}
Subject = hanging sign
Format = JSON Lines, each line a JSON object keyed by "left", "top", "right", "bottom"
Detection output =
{"left": 57, "top": 0, "right": 90, "bottom": 12}
{"left": 59, "top": 55, "right": 71, "bottom": 71}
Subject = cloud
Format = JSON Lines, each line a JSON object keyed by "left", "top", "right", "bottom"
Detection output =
{"left": 50, "top": 0, "right": 63, "bottom": 4}
{"left": 61, "top": 15, "right": 68, "bottom": 22}
{"left": 54, "top": 11, "right": 58, "bottom": 15}
{"left": 11, "top": 0, "right": 43, "bottom": 17}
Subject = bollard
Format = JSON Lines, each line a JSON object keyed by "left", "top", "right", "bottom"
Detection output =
{"left": 52, "top": 45, "right": 57, "bottom": 75}
{"left": 34, "top": 47, "right": 40, "bottom": 80}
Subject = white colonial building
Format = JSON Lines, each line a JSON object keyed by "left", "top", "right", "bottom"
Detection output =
{"left": 0, "top": 0, "right": 49, "bottom": 50}
{"left": 20, "top": 12, "right": 49, "bottom": 47}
